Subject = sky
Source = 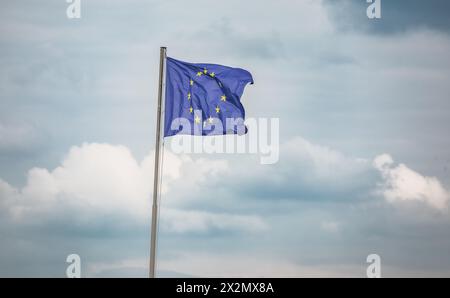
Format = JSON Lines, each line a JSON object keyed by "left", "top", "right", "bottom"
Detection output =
{"left": 1, "top": 0, "right": 450, "bottom": 277}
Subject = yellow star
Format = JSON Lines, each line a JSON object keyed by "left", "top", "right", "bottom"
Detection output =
{"left": 197, "top": 72, "right": 203, "bottom": 77}
{"left": 194, "top": 115, "right": 201, "bottom": 124}
{"left": 203, "top": 68, "right": 208, "bottom": 74}
{"left": 190, "top": 79, "right": 194, "bottom": 86}
{"left": 187, "top": 92, "right": 191, "bottom": 100}
{"left": 220, "top": 95, "right": 226, "bottom": 101}
{"left": 210, "top": 72, "right": 215, "bottom": 77}
{"left": 189, "top": 106, "right": 193, "bottom": 113}
{"left": 208, "top": 116, "right": 214, "bottom": 124}
{"left": 215, "top": 106, "right": 220, "bottom": 113}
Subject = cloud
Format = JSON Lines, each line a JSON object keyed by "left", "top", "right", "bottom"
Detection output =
{"left": 0, "top": 142, "right": 264, "bottom": 234}
{"left": 163, "top": 135, "right": 450, "bottom": 215}
{"left": 232, "top": 136, "right": 375, "bottom": 201}
{"left": 2, "top": 139, "right": 450, "bottom": 277}
{"left": 374, "top": 154, "right": 450, "bottom": 210}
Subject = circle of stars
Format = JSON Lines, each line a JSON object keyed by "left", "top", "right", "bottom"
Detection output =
{"left": 187, "top": 67, "right": 227, "bottom": 126}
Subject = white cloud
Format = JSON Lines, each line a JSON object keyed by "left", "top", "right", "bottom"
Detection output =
{"left": 3, "top": 138, "right": 446, "bottom": 238}
{"left": 0, "top": 143, "right": 263, "bottom": 233}
{"left": 374, "top": 154, "right": 450, "bottom": 210}
{"left": 2, "top": 138, "right": 450, "bottom": 277}
{"left": 283, "top": 137, "right": 369, "bottom": 181}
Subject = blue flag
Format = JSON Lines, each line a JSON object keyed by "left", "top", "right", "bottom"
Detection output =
{"left": 164, "top": 57, "right": 253, "bottom": 137}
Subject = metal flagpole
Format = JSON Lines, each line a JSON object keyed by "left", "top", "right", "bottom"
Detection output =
{"left": 150, "top": 46, "right": 166, "bottom": 278}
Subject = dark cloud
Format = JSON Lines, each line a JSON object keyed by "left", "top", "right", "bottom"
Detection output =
{"left": 324, "top": 0, "right": 450, "bottom": 34}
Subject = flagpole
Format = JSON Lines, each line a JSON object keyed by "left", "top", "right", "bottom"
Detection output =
{"left": 150, "top": 46, "right": 166, "bottom": 278}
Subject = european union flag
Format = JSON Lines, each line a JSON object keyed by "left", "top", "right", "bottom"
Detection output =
{"left": 164, "top": 57, "right": 253, "bottom": 137}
